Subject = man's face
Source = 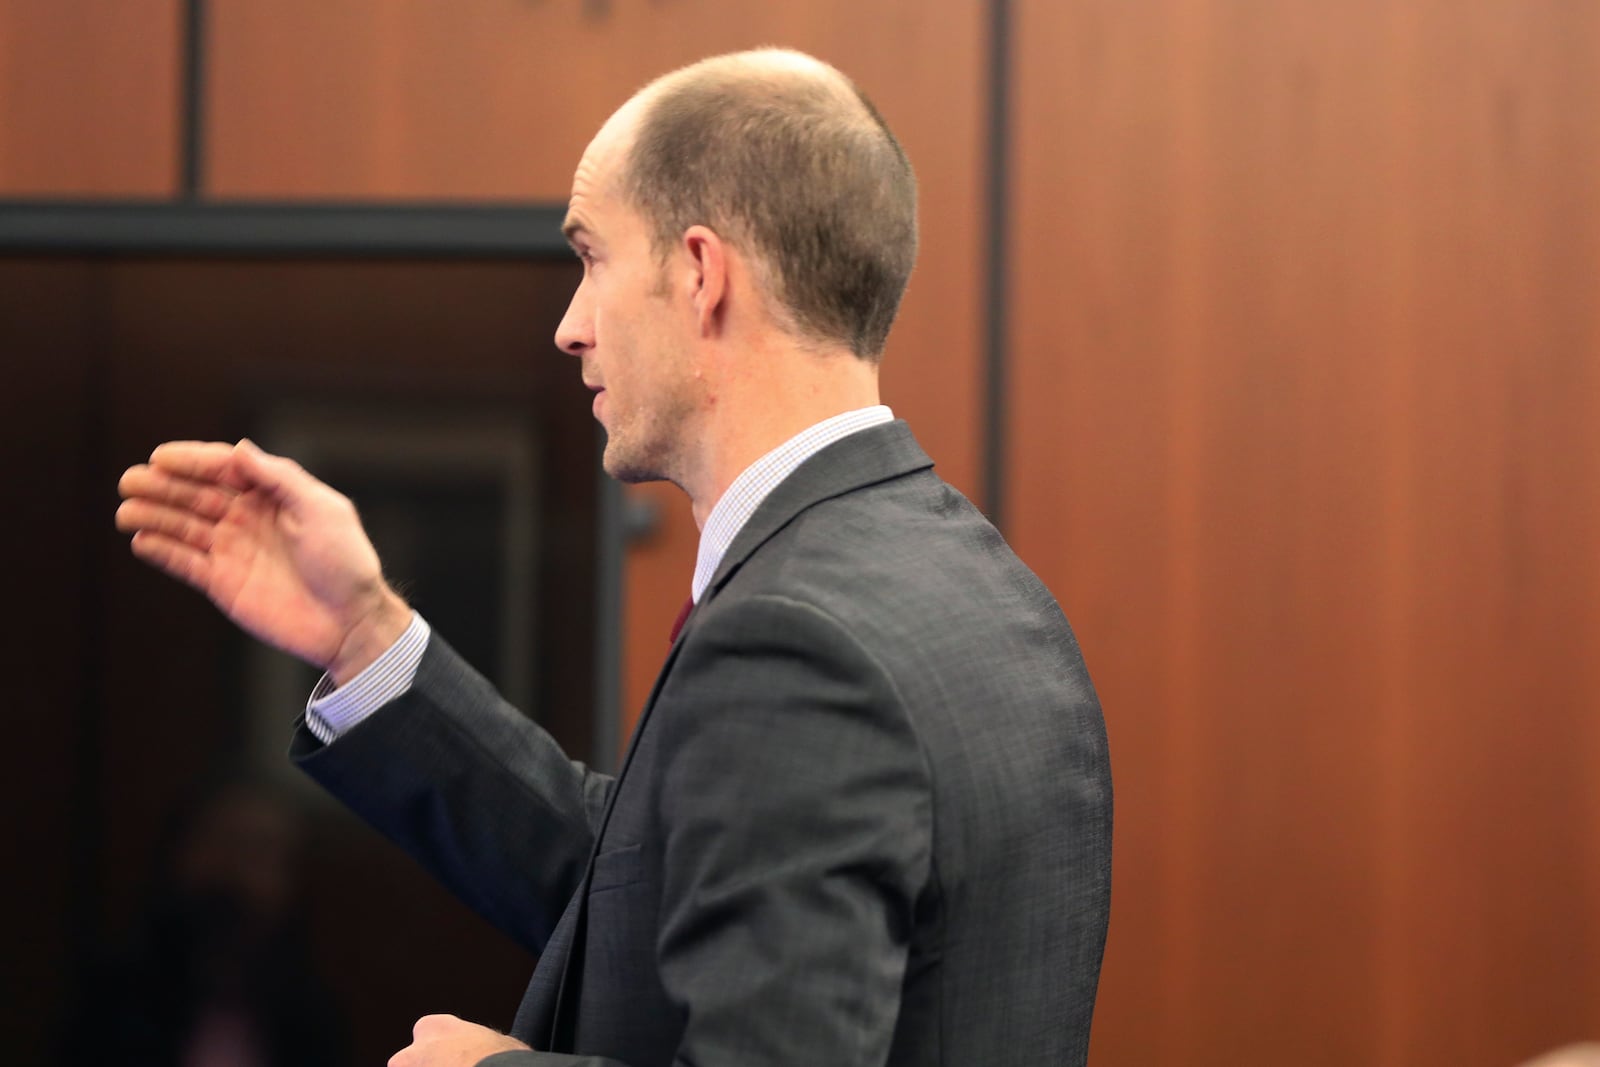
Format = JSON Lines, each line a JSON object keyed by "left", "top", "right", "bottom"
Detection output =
{"left": 556, "top": 113, "right": 701, "bottom": 485}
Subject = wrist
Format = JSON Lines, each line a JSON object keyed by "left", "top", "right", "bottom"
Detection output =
{"left": 328, "top": 587, "right": 412, "bottom": 686}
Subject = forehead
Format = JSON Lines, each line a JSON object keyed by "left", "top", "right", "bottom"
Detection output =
{"left": 564, "top": 97, "right": 648, "bottom": 239}
{"left": 570, "top": 133, "right": 620, "bottom": 201}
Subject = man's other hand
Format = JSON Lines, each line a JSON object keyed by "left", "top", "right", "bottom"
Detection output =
{"left": 390, "top": 1014, "right": 530, "bottom": 1067}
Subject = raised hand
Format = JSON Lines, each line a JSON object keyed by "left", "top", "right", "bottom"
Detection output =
{"left": 116, "top": 439, "right": 411, "bottom": 683}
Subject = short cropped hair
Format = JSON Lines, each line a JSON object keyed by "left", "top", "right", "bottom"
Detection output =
{"left": 621, "top": 51, "right": 918, "bottom": 361}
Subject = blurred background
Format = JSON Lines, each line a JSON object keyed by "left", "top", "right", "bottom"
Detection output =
{"left": 2, "top": 1, "right": 1596, "bottom": 1065}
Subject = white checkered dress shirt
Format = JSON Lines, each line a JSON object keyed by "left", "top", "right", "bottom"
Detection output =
{"left": 691, "top": 405, "right": 892, "bottom": 603}
{"left": 305, "top": 405, "right": 893, "bottom": 744}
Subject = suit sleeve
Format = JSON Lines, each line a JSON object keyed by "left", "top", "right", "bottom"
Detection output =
{"left": 651, "top": 593, "right": 934, "bottom": 1066}
{"left": 291, "top": 632, "right": 614, "bottom": 955}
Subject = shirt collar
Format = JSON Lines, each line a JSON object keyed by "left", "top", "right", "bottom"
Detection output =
{"left": 690, "top": 405, "right": 894, "bottom": 603}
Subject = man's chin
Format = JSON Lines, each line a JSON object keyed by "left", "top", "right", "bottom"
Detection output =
{"left": 607, "top": 467, "right": 668, "bottom": 486}
{"left": 602, "top": 446, "right": 669, "bottom": 486}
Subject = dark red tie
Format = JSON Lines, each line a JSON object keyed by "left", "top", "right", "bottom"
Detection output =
{"left": 668, "top": 596, "right": 694, "bottom": 644}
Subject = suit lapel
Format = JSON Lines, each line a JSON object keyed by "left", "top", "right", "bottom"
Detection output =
{"left": 511, "top": 885, "right": 583, "bottom": 1043}
{"left": 537, "top": 420, "right": 931, "bottom": 1049}
{"left": 705, "top": 420, "right": 934, "bottom": 600}
{"left": 539, "top": 610, "right": 698, "bottom": 1049}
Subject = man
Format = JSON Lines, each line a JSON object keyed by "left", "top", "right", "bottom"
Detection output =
{"left": 117, "top": 48, "right": 1112, "bottom": 1067}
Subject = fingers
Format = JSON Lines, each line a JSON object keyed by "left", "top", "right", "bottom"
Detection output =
{"left": 390, "top": 1016, "right": 461, "bottom": 1067}
{"left": 118, "top": 464, "right": 238, "bottom": 520}
{"left": 115, "top": 497, "right": 217, "bottom": 550}
{"left": 390, "top": 1015, "right": 525, "bottom": 1067}
{"left": 231, "top": 438, "right": 309, "bottom": 498}
{"left": 144, "top": 439, "right": 307, "bottom": 498}
{"left": 118, "top": 446, "right": 231, "bottom": 592}
{"left": 413, "top": 1014, "right": 460, "bottom": 1037}
{"left": 145, "top": 440, "right": 242, "bottom": 485}
{"left": 128, "top": 529, "right": 213, "bottom": 593}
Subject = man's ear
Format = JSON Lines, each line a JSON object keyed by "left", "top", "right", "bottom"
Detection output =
{"left": 682, "top": 225, "right": 727, "bottom": 336}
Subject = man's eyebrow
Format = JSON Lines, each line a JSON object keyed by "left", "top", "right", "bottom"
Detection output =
{"left": 561, "top": 219, "right": 590, "bottom": 248}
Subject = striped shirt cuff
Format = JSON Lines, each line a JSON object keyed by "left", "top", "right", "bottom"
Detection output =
{"left": 304, "top": 612, "right": 431, "bottom": 744}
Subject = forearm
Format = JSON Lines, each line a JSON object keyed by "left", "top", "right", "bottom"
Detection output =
{"left": 294, "top": 631, "right": 614, "bottom": 953}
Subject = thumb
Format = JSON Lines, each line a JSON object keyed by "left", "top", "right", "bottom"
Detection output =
{"left": 229, "top": 437, "right": 306, "bottom": 499}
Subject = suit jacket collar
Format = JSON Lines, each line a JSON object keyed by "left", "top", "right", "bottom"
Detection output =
{"left": 538, "top": 420, "right": 933, "bottom": 1050}
{"left": 704, "top": 419, "right": 933, "bottom": 603}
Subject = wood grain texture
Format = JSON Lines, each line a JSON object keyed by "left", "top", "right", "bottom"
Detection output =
{"left": 0, "top": 1, "right": 972, "bottom": 1057}
{"left": 201, "top": 0, "right": 985, "bottom": 481}
{"left": 1010, "top": 3, "right": 1600, "bottom": 1065}
{"left": 0, "top": 260, "right": 102, "bottom": 1062}
{"left": 29, "top": 258, "right": 587, "bottom": 1067}
{"left": 0, "top": 0, "right": 180, "bottom": 195}
{"left": 206, "top": 0, "right": 987, "bottom": 730}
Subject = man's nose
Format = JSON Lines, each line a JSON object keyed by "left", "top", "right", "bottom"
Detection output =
{"left": 555, "top": 285, "right": 592, "bottom": 355}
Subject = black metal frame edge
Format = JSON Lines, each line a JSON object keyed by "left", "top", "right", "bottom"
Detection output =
{"left": 0, "top": 201, "right": 571, "bottom": 258}
{"left": 1, "top": 199, "right": 619, "bottom": 773}
{"left": 982, "top": 0, "right": 1012, "bottom": 532}
{"left": 181, "top": 0, "right": 206, "bottom": 198}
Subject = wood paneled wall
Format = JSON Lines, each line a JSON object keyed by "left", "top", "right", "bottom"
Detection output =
{"left": 0, "top": 0, "right": 181, "bottom": 195}
{"left": 6, "top": 1, "right": 1599, "bottom": 1064}
{"left": 2, "top": 3, "right": 986, "bottom": 1061}
{"left": 1011, "top": 3, "right": 1600, "bottom": 1065}
{"left": 200, "top": 0, "right": 988, "bottom": 728}
{"left": 2, "top": 258, "right": 591, "bottom": 1066}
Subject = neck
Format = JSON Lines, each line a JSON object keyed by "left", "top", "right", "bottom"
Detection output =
{"left": 678, "top": 345, "right": 880, "bottom": 529}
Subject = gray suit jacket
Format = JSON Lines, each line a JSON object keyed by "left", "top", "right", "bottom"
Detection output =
{"left": 292, "top": 421, "right": 1112, "bottom": 1066}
